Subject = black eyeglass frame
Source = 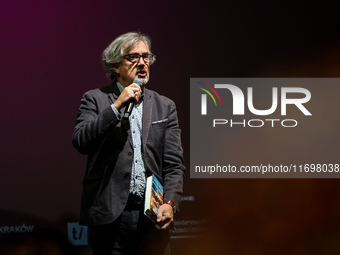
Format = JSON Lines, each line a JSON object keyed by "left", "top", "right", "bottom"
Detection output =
{"left": 122, "top": 53, "right": 155, "bottom": 64}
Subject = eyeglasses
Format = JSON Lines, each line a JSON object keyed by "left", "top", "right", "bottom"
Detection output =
{"left": 123, "top": 53, "right": 155, "bottom": 64}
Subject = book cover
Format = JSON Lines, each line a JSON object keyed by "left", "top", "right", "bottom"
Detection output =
{"left": 144, "top": 174, "right": 163, "bottom": 224}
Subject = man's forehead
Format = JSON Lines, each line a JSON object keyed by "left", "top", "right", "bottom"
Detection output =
{"left": 124, "top": 40, "right": 148, "bottom": 54}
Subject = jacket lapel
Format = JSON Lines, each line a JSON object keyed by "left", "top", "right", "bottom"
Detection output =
{"left": 142, "top": 89, "right": 153, "bottom": 153}
{"left": 109, "top": 81, "right": 133, "bottom": 147}
{"left": 108, "top": 81, "right": 120, "bottom": 104}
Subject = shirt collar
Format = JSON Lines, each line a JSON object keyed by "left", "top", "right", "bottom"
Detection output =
{"left": 116, "top": 81, "right": 125, "bottom": 94}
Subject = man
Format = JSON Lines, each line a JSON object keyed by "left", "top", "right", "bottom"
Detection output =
{"left": 72, "top": 32, "right": 185, "bottom": 255}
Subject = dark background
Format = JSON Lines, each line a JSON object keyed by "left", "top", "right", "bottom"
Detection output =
{"left": 1, "top": 0, "right": 340, "bottom": 254}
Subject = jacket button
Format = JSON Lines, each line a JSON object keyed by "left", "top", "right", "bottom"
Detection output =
{"left": 128, "top": 152, "right": 132, "bottom": 156}
{"left": 125, "top": 172, "right": 131, "bottom": 177}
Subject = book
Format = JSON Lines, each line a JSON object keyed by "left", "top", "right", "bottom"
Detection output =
{"left": 144, "top": 174, "right": 163, "bottom": 224}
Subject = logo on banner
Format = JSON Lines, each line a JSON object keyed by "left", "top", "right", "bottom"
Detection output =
{"left": 67, "top": 223, "right": 88, "bottom": 246}
{"left": 197, "top": 82, "right": 312, "bottom": 127}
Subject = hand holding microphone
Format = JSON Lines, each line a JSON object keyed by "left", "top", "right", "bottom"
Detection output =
{"left": 112, "top": 78, "right": 144, "bottom": 118}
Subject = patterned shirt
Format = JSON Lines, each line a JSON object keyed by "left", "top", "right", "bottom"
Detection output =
{"left": 111, "top": 82, "right": 146, "bottom": 198}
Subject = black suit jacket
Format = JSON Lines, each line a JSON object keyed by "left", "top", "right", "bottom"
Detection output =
{"left": 72, "top": 82, "right": 185, "bottom": 226}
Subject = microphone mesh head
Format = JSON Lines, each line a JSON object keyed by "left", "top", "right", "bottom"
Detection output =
{"left": 133, "top": 78, "right": 144, "bottom": 87}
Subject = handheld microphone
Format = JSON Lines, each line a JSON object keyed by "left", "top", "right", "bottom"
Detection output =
{"left": 123, "top": 78, "right": 144, "bottom": 119}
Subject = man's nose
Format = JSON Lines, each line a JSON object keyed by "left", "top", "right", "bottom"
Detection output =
{"left": 137, "top": 56, "right": 146, "bottom": 65}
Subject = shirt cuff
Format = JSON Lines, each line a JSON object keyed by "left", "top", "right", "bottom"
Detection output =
{"left": 111, "top": 104, "right": 121, "bottom": 119}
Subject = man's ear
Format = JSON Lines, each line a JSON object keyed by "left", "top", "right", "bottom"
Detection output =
{"left": 112, "top": 63, "right": 120, "bottom": 75}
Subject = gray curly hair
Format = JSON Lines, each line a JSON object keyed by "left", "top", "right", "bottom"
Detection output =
{"left": 102, "top": 32, "right": 155, "bottom": 80}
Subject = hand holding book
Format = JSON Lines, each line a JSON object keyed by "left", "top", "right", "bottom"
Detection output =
{"left": 144, "top": 175, "right": 175, "bottom": 229}
{"left": 156, "top": 204, "right": 174, "bottom": 229}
